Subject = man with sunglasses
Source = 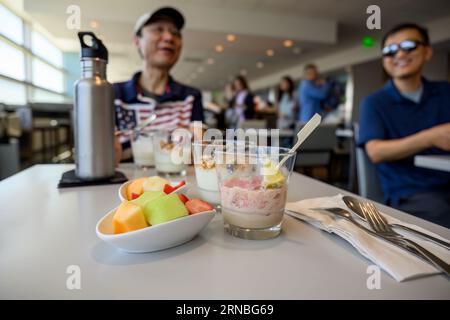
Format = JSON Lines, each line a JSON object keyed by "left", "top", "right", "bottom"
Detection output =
{"left": 358, "top": 23, "right": 450, "bottom": 228}
{"left": 113, "top": 7, "right": 204, "bottom": 161}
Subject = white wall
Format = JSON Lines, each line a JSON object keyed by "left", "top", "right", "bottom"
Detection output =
{"left": 423, "top": 49, "right": 449, "bottom": 81}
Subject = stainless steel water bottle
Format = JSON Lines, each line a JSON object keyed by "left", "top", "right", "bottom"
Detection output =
{"left": 74, "top": 32, "right": 115, "bottom": 180}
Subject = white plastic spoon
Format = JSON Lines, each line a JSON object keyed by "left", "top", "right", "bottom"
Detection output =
{"left": 276, "top": 113, "right": 322, "bottom": 170}
{"left": 115, "top": 113, "right": 157, "bottom": 136}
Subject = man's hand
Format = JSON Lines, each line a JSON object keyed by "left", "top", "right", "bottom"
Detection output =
{"left": 425, "top": 123, "right": 450, "bottom": 151}
{"left": 114, "top": 135, "right": 122, "bottom": 167}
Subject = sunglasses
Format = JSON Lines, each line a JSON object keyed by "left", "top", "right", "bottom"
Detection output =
{"left": 382, "top": 39, "right": 424, "bottom": 57}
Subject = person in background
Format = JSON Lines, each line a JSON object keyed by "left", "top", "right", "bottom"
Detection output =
{"left": 113, "top": 7, "right": 204, "bottom": 161}
{"left": 298, "top": 64, "right": 331, "bottom": 122}
{"left": 276, "top": 76, "right": 298, "bottom": 130}
{"left": 226, "top": 75, "right": 255, "bottom": 128}
{"left": 358, "top": 23, "right": 450, "bottom": 227}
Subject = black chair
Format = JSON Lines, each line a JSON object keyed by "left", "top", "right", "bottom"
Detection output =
{"left": 353, "top": 123, "right": 384, "bottom": 202}
{"left": 294, "top": 123, "right": 337, "bottom": 181}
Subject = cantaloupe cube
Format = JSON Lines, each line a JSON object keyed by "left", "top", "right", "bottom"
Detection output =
{"left": 113, "top": 201, "right": 148, "bottom": 234}
{"left": 126, "top": 178, "right": 147, "bottom": 200}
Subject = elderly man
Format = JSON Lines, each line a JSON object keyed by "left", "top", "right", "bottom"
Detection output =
{"left": 114, "top": 7, "right": 204, "bottom": 161}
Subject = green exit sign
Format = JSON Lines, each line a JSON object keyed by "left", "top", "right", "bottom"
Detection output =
{"left": 362, "top": 36, "right": 375, "bottom": 48}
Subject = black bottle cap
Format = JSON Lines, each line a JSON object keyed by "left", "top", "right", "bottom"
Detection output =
{"left": 78, "top": 32, "right": 108, "bottom": 62}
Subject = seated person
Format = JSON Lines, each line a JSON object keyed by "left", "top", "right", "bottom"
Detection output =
{"left": 358, "top": 23, "right": 450, "bottom": 228}
{"left": 114, "top": 7, "right": 204, "bottom": 161}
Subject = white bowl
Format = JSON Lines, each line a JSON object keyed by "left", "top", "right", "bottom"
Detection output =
{"left": 118, "top": 179, "right": 188, "bottom": 202}
{"left": 96, "top": 209, "right": 215, "bottom": 253}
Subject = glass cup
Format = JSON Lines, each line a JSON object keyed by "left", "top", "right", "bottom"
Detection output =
{"left": 192, "top": 140, "right": 221, "bottom": 205}
{"left": 130, "top": 130, "right": 155, "bottom": 169}
{"left": 153, "top": 129, "right": 189, "bottom": 177}
{"left": 215, "top": 144, "right": 296, "bottom": 240}
{"left": 191, "top": 140, "right": 244, "bottom": 205}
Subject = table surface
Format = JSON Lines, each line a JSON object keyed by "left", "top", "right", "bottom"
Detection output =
{"left": 1, "top": 164, "right": 449, "bottom": 299}
{"left": 414, "top": 155, "right": 450, "bottom": 172}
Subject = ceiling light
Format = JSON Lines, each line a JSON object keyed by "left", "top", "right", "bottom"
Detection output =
{"left": 90, "top": 20, "right": 99, "bottom": 29}
{"left": 215, "top": 44, "right": 224, "bottom": 53}
{"left": 283, "top": 39, "right": 294, "bottom": 48}
{"left": 226, "top": 34, "right": 236, "bottom": 42}
{"left": 206, "top": 58, "right": 215, "bottom": 65}
{"left": 293, "top": 47, "right": 302, "bottom": 54}
{"left": 266, "top": 49, "right": 274, "bottom": 57}
{"left": 256, "top": 62, "right": 264, "bottom": 69}
{"left": 240, "top": 69, "right": 247, "bottom": 76}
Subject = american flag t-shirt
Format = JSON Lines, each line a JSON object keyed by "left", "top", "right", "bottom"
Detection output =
{"left": 115, "top": 95, "right": 194, "bottom": 144}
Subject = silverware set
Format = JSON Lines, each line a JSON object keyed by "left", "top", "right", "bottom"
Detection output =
{"left": 304, "top": 195, "right": 450, "bottom": 277}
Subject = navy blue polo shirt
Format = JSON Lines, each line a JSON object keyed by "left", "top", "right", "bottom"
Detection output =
{"left": 358, "top": 78, "right": 450, "bottom": 205}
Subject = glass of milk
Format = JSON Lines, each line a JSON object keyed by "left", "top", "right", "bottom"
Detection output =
{"left": 131, "top": 130, "right": 155, "bottom": 169}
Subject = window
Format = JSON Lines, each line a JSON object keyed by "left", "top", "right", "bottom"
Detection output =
{"left": 0, "top": 78, "right": 26, "bottom": 105}
{"left": 0, "top": 4, "right": 24, "bottom": 44}
{"left": 32, "top": 58, "right": 64, "bottom": 93}
{"left": 0, "top": 41, "right": 25, "bottom": 80}
{"left": 30, "top": 88, "right": 67, "bottom": 103}
{"left": 31, "top": 31, "right": 63, "bottom": 68}
{"left": 0, "top": 3, "right": 68, "bottom": 105}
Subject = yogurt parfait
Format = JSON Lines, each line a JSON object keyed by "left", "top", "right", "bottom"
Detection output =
{"left": 215, "top": 146, "right": 296, "bottom": 239}
{"left": 153, "top": 130, "right": 188, "bottom": 177}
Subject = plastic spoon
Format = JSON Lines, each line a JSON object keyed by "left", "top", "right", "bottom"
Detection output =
{"left": 115, "top": 113, "right": 157, "bottom": 136}
{"left": 276, "top": 113, "right": 322, "bottom": 170}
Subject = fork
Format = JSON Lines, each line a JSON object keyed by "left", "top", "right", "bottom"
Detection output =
{"left": 362, "top": 202, "right": 450, "bottom": 277}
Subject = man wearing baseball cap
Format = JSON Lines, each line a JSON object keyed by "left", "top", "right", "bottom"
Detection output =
{"left": 113, "top": 7, "right": 204, "bottom": 161}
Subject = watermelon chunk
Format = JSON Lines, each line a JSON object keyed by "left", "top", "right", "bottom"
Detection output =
{"left": 185, "top": 199, "right": 214, "bottom": 215}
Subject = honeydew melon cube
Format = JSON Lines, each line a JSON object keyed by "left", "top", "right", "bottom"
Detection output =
{"left": 132, "top": 191, "right": 165, "bottom": 208}
{"left": 144, "top": 193, "right": 188, "bottom": 226}
{"left": 143, "top": 176, "right": 170, "bottom": 192}
{"left": 113, "top": 201, "right": 148, "bottom": 234}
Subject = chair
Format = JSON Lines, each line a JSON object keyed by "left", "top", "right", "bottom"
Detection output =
{"left": 238, "top": 119, "right": 267, "bottom": 130}
{"left": 0, "top": 138, "right": 20, "bottom": 180}
{"left": 294, "top": 123, "right": 337, "bottom": 181}
{"left": 353, "top": 123, "right": 384, "bottom": 203}
{"left": 238, "top": 119, "right": 268, "bottom": 145}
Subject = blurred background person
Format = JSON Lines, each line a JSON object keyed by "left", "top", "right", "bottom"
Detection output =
{"left": 298, "top": 64, "right": 331, "bottom": 122}
{"left": 358, "top": 23, "right": 450, "bottom": 227}
{"left": 276, "top": 76, "right": 298, "bottom": 130}
{"left": 225, "top": 75, "right": 255, "bottom": 129}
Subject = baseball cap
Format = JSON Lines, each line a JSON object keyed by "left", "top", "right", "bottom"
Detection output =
{"left": 134, "top": 7, "right": 185, "bottom": 36}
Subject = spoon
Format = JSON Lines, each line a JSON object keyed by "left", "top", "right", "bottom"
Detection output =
{"left": 116, "top": 113, "right": 157, "bottom": 137}
{"left": 342, "top": 195, "right": 450, "bottom": 249}
{"left": 276, "top": 113, "right": 322, "bottom": 170}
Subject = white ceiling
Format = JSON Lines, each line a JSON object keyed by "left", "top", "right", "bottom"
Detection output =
{"left": 21, "top": 0, "right": 450, "bottom": 90}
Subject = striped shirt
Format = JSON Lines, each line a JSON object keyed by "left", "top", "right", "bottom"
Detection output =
{"left": 113, "top": 72, "right": 204, "bottom": 149}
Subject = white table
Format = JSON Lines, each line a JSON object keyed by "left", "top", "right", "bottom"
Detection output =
{"left": 0, "top": 164, "right": 449, "bottom": 299}
{"left": 414, "top": 155, "right": 450, "bottom": 172}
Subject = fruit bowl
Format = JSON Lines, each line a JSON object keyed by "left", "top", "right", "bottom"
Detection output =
{"left": 118, "top": 179, "right": 188, "bottom": 201}
{"left": 96, "top": 208, "right": 215, "bottom": 253}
